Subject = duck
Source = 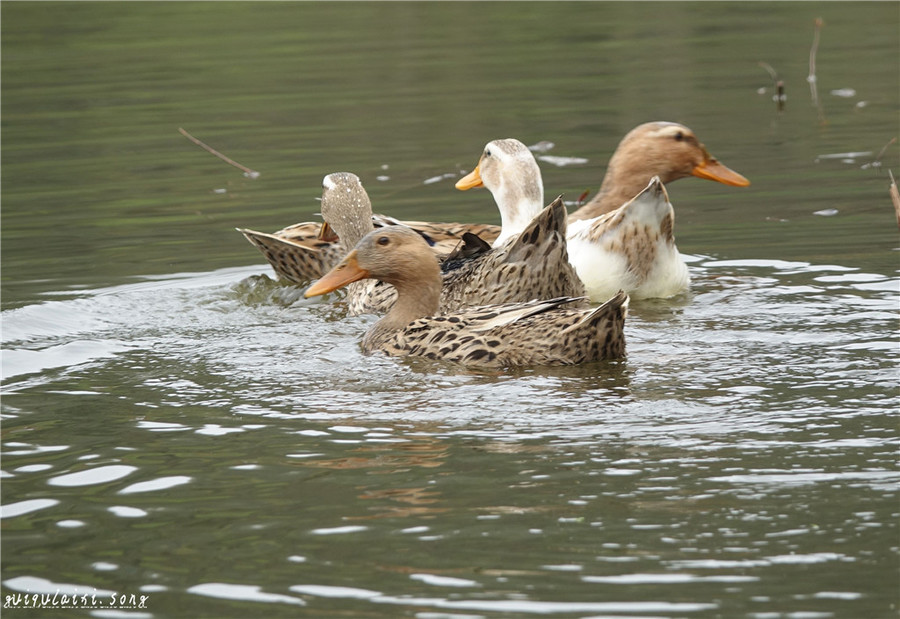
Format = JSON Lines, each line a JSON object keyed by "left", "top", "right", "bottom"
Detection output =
{"left": 237, "top": 220, "right": 345, "bottom": 285}
{"left": 238, "top": 193, "right": 502, "bottom": 287}
{"left": 455, "top": 123, "right": 749, "bottom": 301}
{"left": 345, "top": 195, "right": 587, "bottom": 316}
{"left": 304, "top": 225, "right": 628, "bottom": 368}
{"left": 237, "top": 173, "right": 479, "bottom": 284}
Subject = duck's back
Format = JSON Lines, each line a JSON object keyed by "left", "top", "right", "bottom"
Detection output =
{"left": 440, "top": 197, "right": 587, "bottom": 312}
{"left": 378, "top": 292, "right": 628, "bottom": 367}
{"left": 347, "top": 197, "right": 586, "bottom": 317}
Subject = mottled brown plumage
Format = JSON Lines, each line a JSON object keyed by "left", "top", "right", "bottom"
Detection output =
{"left": 567, "top": 177, "right": 690, "bottom": 301}
{"left": 305, "top": 226, "right": 628, "bottom": 368}
{"left": 346, "top": 197, "right": 587, "bottom": 316}
{"left": 238, "top": 173, "right": 473, "bottom": 283}
{"left": 237, "top": 225, "right": 344, "bottom": 283}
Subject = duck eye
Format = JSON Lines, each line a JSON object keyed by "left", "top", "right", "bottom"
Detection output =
{"left": 376, "top": 236, "right": 390, "bottom": 246}
{"left": 484, "top": 149, "right": 492, "bottom": 157}
{"left": 674, "top": 131, "right": 684, "bottom": 141}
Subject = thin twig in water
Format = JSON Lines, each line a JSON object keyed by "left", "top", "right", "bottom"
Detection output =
{"left": 862, "top": 137, "right": 898, "bottom": 171}
{"left": 874, "top": 137, "right": 897, "bottom": 165}
{"left": 889, "top": 170, "right": 900, "bottom": 229}
{"left": 759, "top": 61, "right": 786, "bottom": 111}
{"left": 807, "top": 18, "right": 826, "bottom": 125}
{"left": 179, "top": 127, "right": 260, "bottom": 179}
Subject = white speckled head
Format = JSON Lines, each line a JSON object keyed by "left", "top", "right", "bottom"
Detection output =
{"left": 320, "top": 172, "right": 374, "bottom": 248}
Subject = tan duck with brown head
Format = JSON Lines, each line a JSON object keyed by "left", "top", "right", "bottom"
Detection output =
{"left": 568, "top": 121, "right": 750, "bottom": 221}
{"left": 305, "top": 226, "right": 628, "bottom": 368}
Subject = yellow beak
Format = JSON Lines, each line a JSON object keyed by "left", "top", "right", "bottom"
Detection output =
{"left": 455, "top": 164, "right": 484, "bottom": 190}
{"left": 304, "top": 251, "right": 370, "bottom": 297}
{"left": 691, "top": 157, "right": 751, "bottom": 187}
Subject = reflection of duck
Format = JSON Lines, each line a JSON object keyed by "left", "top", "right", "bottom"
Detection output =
{"left": 305, "top": 226, "right": 628, "bottom": 367}
{"left": 455, "top": 123, "right": 749, "bottom": 301}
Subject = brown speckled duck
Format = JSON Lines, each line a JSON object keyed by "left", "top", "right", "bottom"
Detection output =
{"left": 304, "top": 226, "right": 628, "bottom": 367}
{"left": 237, "top": 220, "right": 344, "bottom": 285}
{"left": 238, "top": 182, "right": 500, "bottom": 285}
{"left": 238, "top": 173, "right": 478, "bottom": 283}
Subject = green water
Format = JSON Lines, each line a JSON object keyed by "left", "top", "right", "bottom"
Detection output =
{"left": 2, "top": 3, "right": 898, "bottom": 618}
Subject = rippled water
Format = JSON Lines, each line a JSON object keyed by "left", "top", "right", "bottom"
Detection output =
{"left": 2, "top": 2, "right": 898, "bottom": 618}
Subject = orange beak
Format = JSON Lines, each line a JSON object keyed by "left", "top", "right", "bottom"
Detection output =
{"left": 691, "top": 156, "right": 751, "bottom": 187}
{"left": 455, "top": 163, "right": 484, "bottom": 190}
{"left": 317, "top": 221, "right": 339, "bottom": 242}
{"left": 304, "top": 250, "right": 369, "bottom": 297}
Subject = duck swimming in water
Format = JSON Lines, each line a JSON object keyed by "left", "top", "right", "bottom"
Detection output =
{"left": 305, "top": 226, "right": 628, "bottom": 368}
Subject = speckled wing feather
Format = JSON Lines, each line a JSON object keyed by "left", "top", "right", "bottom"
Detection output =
{"left": 347, "top": 197, "right": 586, "bottom": 316}
{"left": 374, "top": 291, "right": 628, "bottom": 367}
{"left": 566, "top": 177, "right": 688, "bottom": 301}
{"left": 439, "top": 196, "right": 587, "bottom": 312}
{"left": 240, "top": 217, "right": 480, "bottom": 285}
{"left": 373, "top": 215, "right": 501, "bottom": 246}
{"left": 238, "top": 226, "right": 345, "bottom": 283}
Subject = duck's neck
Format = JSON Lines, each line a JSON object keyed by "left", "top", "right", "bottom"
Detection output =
{"left": 492, "top": 179, "right": 544, "bottom": 247}
{"left": 333, "top": 210, "right": 374, "bottom": 249}
{"left": 569, "top": 155, "right": 649, "bottom": 221}
{"left": 571, "top": 147, "right": 690, "bottom": 221}
{"left": 325, "top": 190, "right": 374, "bottom": 249}
{"left": 362, "top": 267, "right": 442, "bottom": 352}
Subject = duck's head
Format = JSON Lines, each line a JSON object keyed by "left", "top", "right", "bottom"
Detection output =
{"left": 318, "top": 172, "right": 374, "bottom": 248}
{"left": 305, "top": 226, "right": 439, "bottom": 297}
{"left": 456, "top": 138, "right": 545, "bottom": 246}
{"left": 614, "top": 122, "right": 750, "bottom": 187}
{"left": 456, "top": 138, "right": 543, "bottom": 194}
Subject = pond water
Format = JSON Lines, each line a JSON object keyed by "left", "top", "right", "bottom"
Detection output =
{"left": 1, "top": 3, "right": 898, "bottom": 618}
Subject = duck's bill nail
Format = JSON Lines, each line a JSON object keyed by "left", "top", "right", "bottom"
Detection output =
{"left": 455, "top": 165, "right": 484, "bottom": 190}
{"left": 317, "top": 221, "right": 339, "bottom": 242}
{"left": 304, "top": 252, "right": 369, "bottom": 297}
{"left": 691, "top": 159, "right": 751, "bottom": 187}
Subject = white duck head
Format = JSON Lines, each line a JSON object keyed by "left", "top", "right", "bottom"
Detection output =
{"left": 456, "top": 138, "right": 545, "bottom": 248}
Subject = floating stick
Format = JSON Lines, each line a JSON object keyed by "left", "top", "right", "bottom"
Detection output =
{"left": 807, "top": 18, "right": 826, "bottom": 125}
{"left": 862, "top": 138, "right": 898, "bottom": 171}
{"left": 179, "top": 127, "right": 260, "bottom": 179}
{"left": 759, "top": 61, "right": 786, "bottom": 111}
{"left": 890, "top": 170, "right": 900, "bottom": 229}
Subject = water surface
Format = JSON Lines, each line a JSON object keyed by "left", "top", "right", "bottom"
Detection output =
{"left": 2, "top": 3, "right": 898, "bottom": 618}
